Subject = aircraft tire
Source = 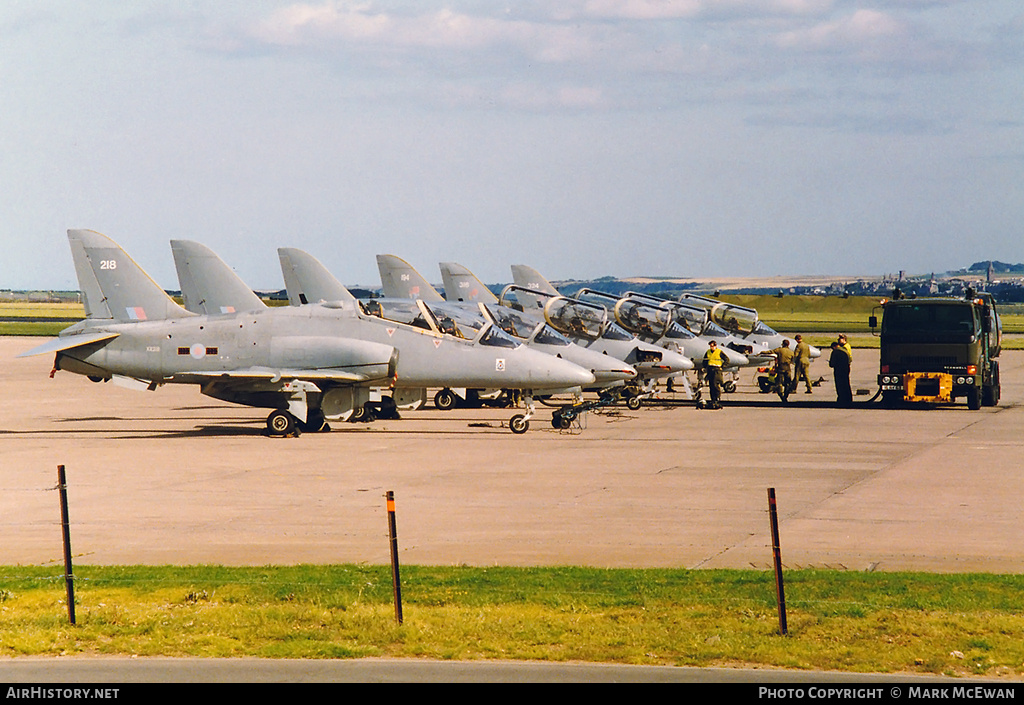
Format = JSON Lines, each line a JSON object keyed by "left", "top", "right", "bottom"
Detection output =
{"left": 298, "top": 409, "right": 329, "bottom": 433}
{"left": 509, "top": 414, "right": 529, "bottom": 434}
{"left": 723, "top": 381, "right": 736, "bottom": 393}
{"left": 267, "top": 410, "right": 298, "bottom": 436}
{"left": 626, "top": 395, "right": 642, "bottom": 411}
{"left": 434, "top": 389, "right": 457, "bottom": 411}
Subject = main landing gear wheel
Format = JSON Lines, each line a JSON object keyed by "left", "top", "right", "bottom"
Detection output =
{"left": 434, "top": 388, "right": 457, "bottom": 411}
{"left": 509, "top": 414, "right": 530, "bottom": 434}
{"left": 267, "top": 409, "right": 299, "bottom": 436}
{"left": 298, "top": 409, "right": 330, "bottom": 433}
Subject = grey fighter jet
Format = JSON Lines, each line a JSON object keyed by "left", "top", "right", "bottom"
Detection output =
{"left": 376, "top": 255, "right": 637, "bottom": 392}
{"left": 169, "top": 240, "right": 595, "bottom": 433}
{"left": 574, "top": 288, "right": 750, "bottom": 368}
{"left": 21, "top": 230, "right": 396, "bottom": 436}
{"left": 18, "top": 230, "right": 593, "bottom": 437}
{"left": 279, "top": 249, "right": 633, "bottom": 414}
{"left": 483, "top": 263, "right": 694, "bottom": 406}
{"left": 678, "top": 293, "right": 820, "bottom": 359}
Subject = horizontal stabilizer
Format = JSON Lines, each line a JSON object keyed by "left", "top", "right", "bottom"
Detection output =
{"left": 17, "top": 331, "right": 120, "bottom": 358}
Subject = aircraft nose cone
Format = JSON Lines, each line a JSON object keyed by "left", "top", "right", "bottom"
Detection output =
{"left": 557, "top": 361, "right": 597, "bottom": 387}
{"left": 809, "top": 345, "right": 822, "bottom": 358}
{"left": 595, "top": 365, "right": 637, "bottom": 383}
{"left": 725, "top": 349, "right": 749, "bottom": 367}
{"left": 660, "top": 349, "right": 694, "bottom": 373}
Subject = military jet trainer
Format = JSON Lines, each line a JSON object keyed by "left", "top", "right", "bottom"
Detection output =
{"left": 437, "top": 262, "right": 694, "bottom": 408}
{"left": 18, "top": 230, "right": 593, "bottom": 437}
{"left": 170, "top": 240, "right": 595, "bottom": 434}
{"left": 374, "top": 254, "right": 638, "bottom": 404}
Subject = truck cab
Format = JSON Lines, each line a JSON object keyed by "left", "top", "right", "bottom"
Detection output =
{"left": 870, "top": 294, "right": 1000, "bottom": 410}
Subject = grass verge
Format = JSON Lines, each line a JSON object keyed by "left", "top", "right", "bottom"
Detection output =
{"left": 1, "top": 565, "right": 1022, "bottom": 678}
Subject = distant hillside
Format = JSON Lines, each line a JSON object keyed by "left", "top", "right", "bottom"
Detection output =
{"left": 964, "top": 261, "right": 1024, "bottom": 274}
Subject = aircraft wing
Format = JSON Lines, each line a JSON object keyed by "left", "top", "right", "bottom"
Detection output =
{"left": 178, "top": 367, "right": 390, "bottom": 384}
{"left": 17, "top": 331, "right": 120, "bottom": 358}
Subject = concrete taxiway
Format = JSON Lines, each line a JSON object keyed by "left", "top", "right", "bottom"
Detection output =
{"left": 2, "top": 336, "right": 1022, "bottom": 573}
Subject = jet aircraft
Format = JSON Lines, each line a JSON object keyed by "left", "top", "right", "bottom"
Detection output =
{"left": 21, "top": 230, "right": 396, "bottom": 436}
{"left": 277, "top": 248, "right": 632, "bottom": 417}
{"left": 467, "top": 263, "right": 695, "bottom": 405}
{"left": 18, "top": 230, "right": 593, "bottom": 437}
{"left": 572, "top": 288, "right": 750, "bottom": 368}
{"left": 375, "top": 255, "right": 637, "bottom": 399}
{"left": 171, "top": 239, "right": 597, "bottom": 433}
{"left": 677, "top": 293, "right": 820, "bottom": 358}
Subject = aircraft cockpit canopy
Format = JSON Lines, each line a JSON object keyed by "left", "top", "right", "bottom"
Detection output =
{"left": 426, "top": 301, "right": 519, "bottom": 348}
{"left": 751, "top": 320, "right": 782, "bottom": 337}
{"left": 663, "top": 320, "right": 698, "bottom": 340}
{"left": 612, "top": 299, "right": 674, "bottom": 339}
{"left": 543, "top": 297, "right": 609, "bottom": 341}
{"left": 484, "top": 305, "right": 570, "bottom": 347}
{"left": 362, "top": 298, "right": 519, "bottom": 348}
{"left": 679, "top": 294, "right": 759, "bottom": 335}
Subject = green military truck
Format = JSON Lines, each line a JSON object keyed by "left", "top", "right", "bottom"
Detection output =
{"left": 869, "top": 293, "right": 1001, "bottom": 410}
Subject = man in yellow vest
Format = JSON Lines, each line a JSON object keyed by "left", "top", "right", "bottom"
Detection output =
{"left": 702, "top": 340, "right": 727, "bottom": 409}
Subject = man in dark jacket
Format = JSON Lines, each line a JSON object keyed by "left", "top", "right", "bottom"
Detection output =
{"left": 829, "top": 337, "right": 853, "bottom": 407}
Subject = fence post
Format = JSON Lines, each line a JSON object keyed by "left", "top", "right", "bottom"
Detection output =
{"left": 57, "top": 464, "right": 76, "bottom": 626}
{"left": 386, "top": 490, "right": 403, "bottom": 625}
{"left": 767, "top": 487, "right": 787, "bottom": 636}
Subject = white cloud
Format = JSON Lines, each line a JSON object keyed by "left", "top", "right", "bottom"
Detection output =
{"left": 248, "top": 2, "right": 601, "bottom": 62}
{"left": 774, "top": 9, "right": 906, "bottom": 51}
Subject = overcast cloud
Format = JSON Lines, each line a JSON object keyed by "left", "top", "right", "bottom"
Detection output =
{"left": 2, "top": 0, "right": 1021, "bottom": 290}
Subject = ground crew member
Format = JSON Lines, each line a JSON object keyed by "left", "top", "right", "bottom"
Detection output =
{"left": 793, "top": 334, "right": 813, "bottom": 394}
{"left": 769, "top": 339, "right": 795, "bottom": 401}
{"left": 829, "top": 335, "right": 853, "bottom": 407}
{"left": 702, "top": 340, "right": 727, "bottom": 409}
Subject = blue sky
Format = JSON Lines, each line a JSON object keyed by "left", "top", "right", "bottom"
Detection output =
{"left": 2, "top": 1, "right": 1021, "bottom": 291}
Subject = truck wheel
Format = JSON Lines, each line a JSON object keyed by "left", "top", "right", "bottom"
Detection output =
{"left": 983, "top": 363, "right": 1000, "bottom": 407}
{"left": 967, "top": 386, "right": 981, "bottom": 411}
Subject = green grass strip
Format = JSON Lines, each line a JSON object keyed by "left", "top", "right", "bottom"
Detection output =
{"left": 2, "top": 565, "right": 1022, "bottom": 677}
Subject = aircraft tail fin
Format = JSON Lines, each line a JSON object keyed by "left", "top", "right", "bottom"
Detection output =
{"left": 277, "top": 248, "right": 356, "bottom": 305}
{"left": 68, "top": 229, "right": 191, "bottom": 322}
{"left": 376, "top": 254, "right": 444, "bottom": 301}
{"left": 438, "top": 262, "right": 499, "bottom": 303}
{"left": 510, "top": 264, "right": 560, "bottom": 296}
{"left": 171, "top": 240, "right": 267, "bottom": 314}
